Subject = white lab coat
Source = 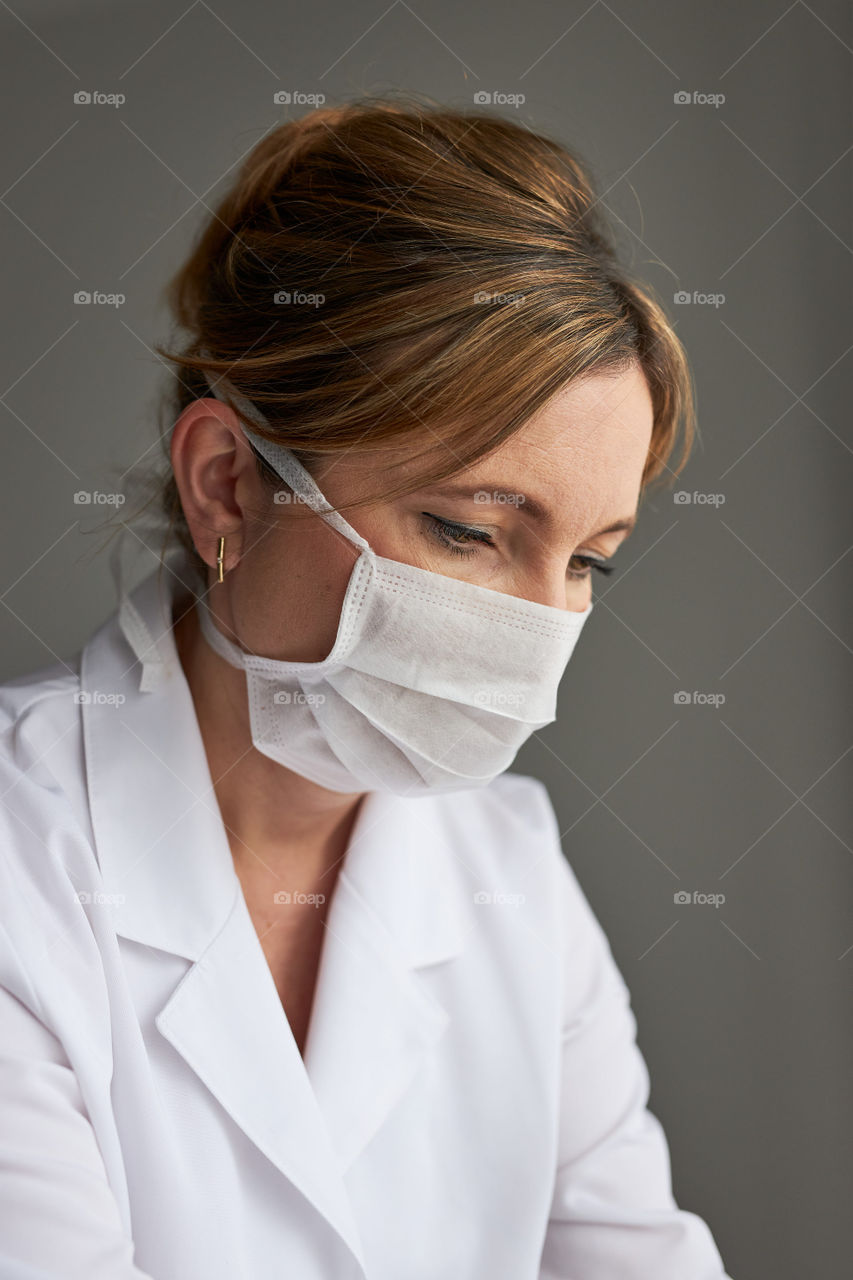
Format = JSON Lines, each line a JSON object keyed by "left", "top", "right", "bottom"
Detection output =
{"left": 0, "top": 546, "right": 733, "bottom": 1280}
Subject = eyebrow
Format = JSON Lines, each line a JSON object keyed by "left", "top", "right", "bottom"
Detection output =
{"left": 422, "top": 482, "right": 637, "bottom": 538}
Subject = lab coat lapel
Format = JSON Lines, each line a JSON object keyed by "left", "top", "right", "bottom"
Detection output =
{"left": 152, "top": 793, "right": 467, "bottom": 1253}
{"left": 153, "top": 887, "right": 367, "bottom": 1268}
{"left": 303, "top": 789, "right": 466, "bottom": 1172}
{"left": 80, "top": 549, "right": 238, "bottom": 960}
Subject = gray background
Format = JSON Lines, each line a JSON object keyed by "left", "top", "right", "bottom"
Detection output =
{"left": 1, "top": 1, "right": 850, "bottom": 1276}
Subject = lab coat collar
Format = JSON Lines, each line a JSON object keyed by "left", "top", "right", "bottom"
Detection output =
{"left": 81, "top": 542, "right": 239, "bottom": 959}
{"left": 79, "top": 538, "right": 468, "bottom": 1270}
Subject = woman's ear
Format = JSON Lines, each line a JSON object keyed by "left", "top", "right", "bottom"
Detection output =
{"left": 170, "top": 400, "right": 260, "bottom": 574}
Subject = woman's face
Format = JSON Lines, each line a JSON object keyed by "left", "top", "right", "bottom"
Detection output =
{"left": 174, "top": 359, "right": 654, "bottom": 663}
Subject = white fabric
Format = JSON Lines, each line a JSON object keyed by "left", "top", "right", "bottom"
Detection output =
{"left": 0, "top": 546, "right": 733, "bottom": 1279}
{"left": 195, "top": 370, "right": 592, "bottom": 795}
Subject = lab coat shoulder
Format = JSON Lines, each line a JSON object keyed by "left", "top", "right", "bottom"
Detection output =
{"left": 425, "top": 768, "right": 623, "bottom": 1019}
{"left": 459, "top": 773, "right": 733, "bottom": 1278}
{"left": 442, "top": 767, "right": 618, "bottom": 1006}
{"left": 436, "top": 767, "right": 570, "bottom": 903}
{"left": 431, "top": 767, "right": 572, "bottom": 976}
{"left": 0, "top": 655, "right": 109, "bottom": 1031}
{"left": 482, "top": 779, "right": 735, "bottom": 1279}
{"left": 0, "top": 652, "right": 97, "bottom": 879}
{"left": 0, "top": 661, "right": 153, "bottom": 1278}
{"left": 425, "top": 768, "right": 614, "bottom": 1093}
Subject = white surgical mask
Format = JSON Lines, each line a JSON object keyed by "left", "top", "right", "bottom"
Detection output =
{"left": 195, "top": 372, "right": 593, "bottom": 796}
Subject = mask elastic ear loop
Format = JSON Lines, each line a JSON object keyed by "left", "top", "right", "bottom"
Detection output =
{"left": 194, "top": 593, "right": 248, "bottom": 669}
{"left": 200, "top": 368, "right": 371, "bottom": 555}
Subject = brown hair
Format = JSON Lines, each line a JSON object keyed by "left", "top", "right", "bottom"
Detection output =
{"left": 152, "top": 92, "right": 695, "bottom": 577}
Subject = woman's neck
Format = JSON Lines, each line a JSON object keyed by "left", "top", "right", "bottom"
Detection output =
{"left": 171, "top": 597, "right": 367, "bottom": 888}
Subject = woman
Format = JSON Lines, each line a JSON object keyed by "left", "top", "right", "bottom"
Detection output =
{"left": 0, "top": 99, "right": 733, "bottom": 1278}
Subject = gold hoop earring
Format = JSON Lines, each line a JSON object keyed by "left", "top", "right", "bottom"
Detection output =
{"left": 216, "top": 535, "right": 226, "bottom": 583}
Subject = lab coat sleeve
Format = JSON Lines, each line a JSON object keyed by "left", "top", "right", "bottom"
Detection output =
{"left": 0, "top": 981, "right": 155, "bottom": 1280}
{"left": 538, "top": 841, "right": 733, "bottom": 1279}
{"left": 0, "top": 735, "right": 155, "bottom": 1280}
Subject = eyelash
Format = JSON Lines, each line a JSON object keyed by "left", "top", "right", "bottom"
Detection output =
{"left": 422, "top": 513, "right": 616, "bottom": 580}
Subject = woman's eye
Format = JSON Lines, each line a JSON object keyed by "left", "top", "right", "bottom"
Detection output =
{"left": 423, "top": 514, "right": 617, "bottom": 580}
{"left": 568, "top": 554, "right": 616, "bottom": 580}
{"left": 422, "top": 513, "right": 495, "bottom": 558}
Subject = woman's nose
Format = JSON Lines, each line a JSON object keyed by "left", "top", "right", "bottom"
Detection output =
{"left": 520, "top": 568, "right": 592, "bottom": 613}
